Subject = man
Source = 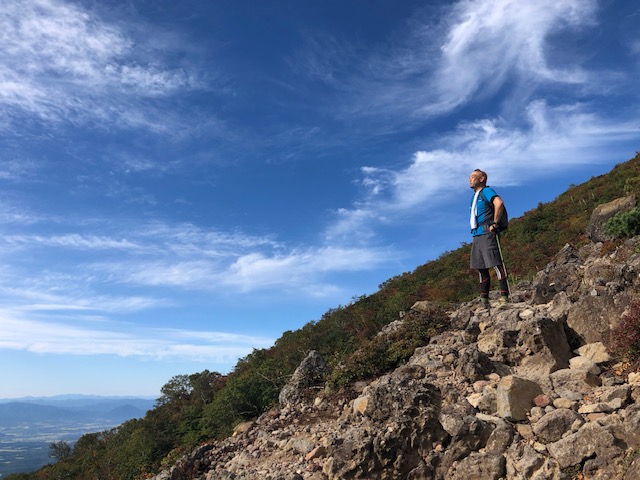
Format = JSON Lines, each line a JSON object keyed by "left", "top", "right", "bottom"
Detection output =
{"left": 469, "top": 169, "right": 509, "bottom": 310}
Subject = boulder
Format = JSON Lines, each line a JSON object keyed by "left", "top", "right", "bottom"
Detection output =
{"left": 454, "top": 343, "right": 494, "bottom": 381}
{"left": 448, "top": 451, "right": 505, "bottom": 480}
{"left": 506, "top": 442, "right": 560, "bottom": 480}
{"left": 575, "top": 342, "right": 611, "bottom": 364}
{"left": 566, "top": 295, "right": 623, "bottom": 345}
{"left": 610, "top": 405, "right": 640, "bottom": 447}
{"left": 547, "top": 422, "right": 621, "bottom": 469}
{"left": 496, "top": 376, "right": 543, "bottom": 421}
{"left": 484, "top": 421, "right": 514, "bottom": 455}
{"left": 279, "top": 350, "right": 330, "bottom": 406}
{"left": 550, "top": 368, "right": 601, "bottom": 401}
{"left": 532, "top": 408, "right": 584, "bottom": 444}
{"left": 569, "top": 356, "right": 600, "bottom": 375}
{"left": 586, "top": 195, "right": 636, "bottom": 242}
{"left": 437, "top": 415, "right": 494, "bottom": 478}
{"left": 532, "top": 244, "right": 583, "bottom": 304}
{"left": 590, "top": 385, "right": 631, "bottom": 404}
{"left": 333, "top": 363, "right": 447, "bottom": 479}
{"left": 515, "top": 317, "right": 571, "bottom": 379}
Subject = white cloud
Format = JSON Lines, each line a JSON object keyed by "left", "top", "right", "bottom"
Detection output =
{"left": 2, "top": 233, "right": 146, "bottom": 251}
{"left": 0, "top": 216, "right": 394, "bottom": 311}
{"left": 427, "top": 0, "right": 596, "bottom": 113}
{"left": 88, "top": 243, "right": 392, "bottom": 296}
{"left": 0, "top": 0, "right": 201, "bottom": 130}
{"left": 338, "top": 0, "right": 598, "bottom": 123}
{"left": 0, "top": 283, "right": 166, "bottom": 315}
{"left": 330, "top": 101, "right": 639, "bottom": 234}
{"left": 324, "top": 208, "right": 382, "bottom": 245}
{"left": 119, "top": 260, "right": 221, "bottom": 288}
{"left": 222, "top": 246, "right": 389, "bottom": 293}
{"left": 0, "top": 311, "right": 273, "bottom": 361}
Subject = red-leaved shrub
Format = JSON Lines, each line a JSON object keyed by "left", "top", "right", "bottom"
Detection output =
{"left": 608, "top": 300, "right": 640, "bottom": 365}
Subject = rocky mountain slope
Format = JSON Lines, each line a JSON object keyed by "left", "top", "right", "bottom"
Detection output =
{"left": 152, "top": 197, "right": 640, "bottom": 479}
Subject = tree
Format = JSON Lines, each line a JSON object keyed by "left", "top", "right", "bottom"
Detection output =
{"left": 156, "top": 374, "right": 192, "bottom": 406}
{"left": 49, "top": 440, "right": 72, "bottom": 461}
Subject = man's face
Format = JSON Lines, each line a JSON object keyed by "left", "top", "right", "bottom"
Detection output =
{"left": 469, "top": 172, "right": 483, "bottom": 190}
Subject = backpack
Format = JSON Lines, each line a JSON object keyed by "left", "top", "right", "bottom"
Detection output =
{"left": 479, "top": 188, "right": 509, "bottom": 232}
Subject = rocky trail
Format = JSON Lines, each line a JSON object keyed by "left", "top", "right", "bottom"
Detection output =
{"left": 153, "top": 199, "right": 640, "bottom": 480}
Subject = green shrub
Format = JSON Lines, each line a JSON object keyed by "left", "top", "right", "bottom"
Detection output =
{"left": 624, "top": 176, "right": 640, "bottom": 196}
{"left": 604, "top": 207, "right": 640, "bottom": 238}
{"left": 326, "top": 304, "right": 447, "bottom": 389}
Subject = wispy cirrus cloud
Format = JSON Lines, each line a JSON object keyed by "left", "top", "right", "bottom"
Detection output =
{"left": 0, "top": 312, "right": 273, "bottom": 361}
{"left": 327, "top": 100, "right": 639, "bottom": 242}
{"left": 0, "top": 215, "right": 394, "bottom": 310}
{"left": 221, "top": 246, "right": 393, "bottom": 294}
{"left": 295, "top": 0, "right": 599, "bottom": 125}
{"left": 90, "top": 242, "right": 393, "bottom": 296}
{"left": 419, "top": 0, "right": 598, "bottom": 115}
{"left": 0, "top": 281, "right": 166, "bottom": 315}
{"left": 1, "top": 233, "right": 146, "bottom": 251}
{"left": 0, "top": 0, "right": 203, "bottom": 132}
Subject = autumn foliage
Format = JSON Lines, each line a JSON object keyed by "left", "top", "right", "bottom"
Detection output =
{"left": 608, "top": 300, "right": 640, "bottom": 366}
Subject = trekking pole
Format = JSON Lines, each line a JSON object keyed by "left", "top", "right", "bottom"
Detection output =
{"left": 495, "top": 233, "right": 511, "bottom": 296}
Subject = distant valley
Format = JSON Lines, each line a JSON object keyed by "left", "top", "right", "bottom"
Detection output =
{"left": 0, "top": 395, "right": 155, "bottom": 478}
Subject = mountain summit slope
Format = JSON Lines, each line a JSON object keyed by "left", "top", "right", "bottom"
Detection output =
{"left": 12, "top": 153, "right": 640, "bottom": 479}
{"left": 152, "top": 214, "right": 640, "bottom": 479}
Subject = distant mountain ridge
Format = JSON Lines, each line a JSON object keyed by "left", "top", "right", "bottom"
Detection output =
{"left": 0, "top": 396, "right": 156, "bottom": 427}
{"left": 0, "top": 393, "right": 156, "bottom": 404}
{"left": 0, "top": 395, "right": 157, "bottom": 478}
{"left": 0, "top": 402, "right": 81, "bottom": 425}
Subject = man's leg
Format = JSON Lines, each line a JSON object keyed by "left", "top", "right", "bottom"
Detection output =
{"left": 478, "top": 268, "right": 490, "bottom": 305}
{"left": 493, "top": 264, "right": 509, "bottom": 302}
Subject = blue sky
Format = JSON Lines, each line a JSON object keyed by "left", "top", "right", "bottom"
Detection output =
{"left": 0, "top": 0, "right": 638, "bottom": 398}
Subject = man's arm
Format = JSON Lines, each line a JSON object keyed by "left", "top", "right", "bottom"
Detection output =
{"left": 489, "top": 196, "right": 504, "bottom": 232}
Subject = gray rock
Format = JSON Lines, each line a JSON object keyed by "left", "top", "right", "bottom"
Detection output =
{"left": 566, "top": 294, "right": 624, "bottom": 345}
{"left": 532, "top": 408, "right": 584, "bottom": 444}
{"left": 515, "top": 317, "right": 571, "bottom": 379}
{"left": 436, "top": 415, "right": 495, "bottom": 478}
{"left": 624, "top": 453, "right": 640, "bottom": 480}
{"left": 569, "top": 355, "right": 601, "bottom": 375}
{"left": 279, "top": 350, "right": 330, "bottom": 406}
{"left": 611, "top": 405, "right": 640, "bottom": 448}
{"left": 496, "top": 375, "right": 543, "bottom": 421}
{"left": 586, "top": 195, "right": 636, "bottom": 242}
{"left": 448, "top": 451, "right": 506, "bottom": 480}
{"left": 485, "top": 421, "right": 514, "bottom": 455}
{"left": 455, "top": 343, "right": 494, "bottom": 381}
{"left": 547, "top": 422, "right": 621, "bottom": 469}
{"left": 506, "top": 442, "right": 560, "bottom": 480}
{"left": 592, "top": 384, "right": 631, "bottom": 404}
{"left": 532, "top": 244, "right": 583, "bottom": 304}
{"left": 550, "top": 368, "right": 601, "bottom": 400}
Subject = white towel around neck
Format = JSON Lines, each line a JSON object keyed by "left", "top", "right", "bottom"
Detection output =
{"left": 470, "top": 190, "right": 480, "bottom": 229}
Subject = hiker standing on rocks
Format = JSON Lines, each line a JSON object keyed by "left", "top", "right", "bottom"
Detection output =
{"left": 469, "top": 169, "right": 509, "bottom": 309}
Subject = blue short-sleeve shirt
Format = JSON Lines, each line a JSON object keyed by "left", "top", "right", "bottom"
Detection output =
{"left": 471, "top": 186, "right": 498, "bottom": 236}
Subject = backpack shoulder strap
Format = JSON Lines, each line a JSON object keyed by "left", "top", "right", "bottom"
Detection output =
{"left": 480, "top": 188, "right": 494, "bottom": 209}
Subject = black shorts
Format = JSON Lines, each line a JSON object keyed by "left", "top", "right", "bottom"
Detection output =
{"left": 470, "top": 233, "right": 503, "bottom": 269}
